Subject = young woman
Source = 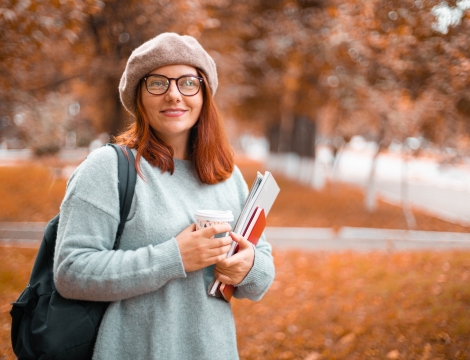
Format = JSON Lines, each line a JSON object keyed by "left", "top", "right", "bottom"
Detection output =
{"left": 53, "top": 32, "right": 275, "bottom": 360}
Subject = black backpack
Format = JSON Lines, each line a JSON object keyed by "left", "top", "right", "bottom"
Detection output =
{"left": 10, "top": 144, "right": 137, "bottom": 360}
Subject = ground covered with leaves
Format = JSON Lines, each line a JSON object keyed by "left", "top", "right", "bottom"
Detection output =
{"left": 1, "top": 160, "right": 470, "bottom": 359}
{"left": 1, "top": 247, "right": 469, "bottom": 359}
{"left": 0, "top": 164, "right": 66, "bottom": 222}
{"left": 233, "top": 250, "right": 470, "bottom": 360}
{"left": 2, "top": 159, "right": 470, "bottom": 233}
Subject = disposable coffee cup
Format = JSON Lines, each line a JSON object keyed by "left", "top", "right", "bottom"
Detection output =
{"left": 194, "top": 210, "right": 234, "bottom": 237}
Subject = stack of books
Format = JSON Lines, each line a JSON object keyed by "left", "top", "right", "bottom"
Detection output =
{"left": 208, "top": 170, "right": 280, "bottom": 302}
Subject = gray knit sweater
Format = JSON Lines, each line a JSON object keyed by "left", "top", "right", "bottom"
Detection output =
{"left": 53, "top": 146, "right": 275, "bottom": 360}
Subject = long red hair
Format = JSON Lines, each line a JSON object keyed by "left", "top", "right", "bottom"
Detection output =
{"left": 115, "top": 70, "right": 234, "bottom": 184}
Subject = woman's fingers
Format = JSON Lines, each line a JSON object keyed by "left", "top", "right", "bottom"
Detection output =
{"left": 213, "top": 270, "right": 233, "bottom": 284}
{"left": 199, "top": 224, "right": 232, "bottom": 239}
{"left": 175, "top": 224, "right": 233, "bottom": 272}
{"left": 229, "top": 231, "right": 251, "bottom": 250}
{"left": 213, "top": 232, "right": 255, "bottom": 284}
{"left": 208, "top": 252, "right": 229, "bottom": 265}
{"left": 209, "top": 236, "right": 233, "bottom": 249}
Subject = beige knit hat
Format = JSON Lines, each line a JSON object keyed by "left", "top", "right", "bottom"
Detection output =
{"left": 119, "top": 32, "right": 218, "bottom": 116}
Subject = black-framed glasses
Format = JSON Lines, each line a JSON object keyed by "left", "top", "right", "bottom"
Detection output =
{"left": 142, "top": 74, "right": 204, "bottom": 96}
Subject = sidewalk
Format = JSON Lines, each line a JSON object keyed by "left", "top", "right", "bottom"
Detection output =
{"left": 265, "top": 147, "right": 470, "bottom": 227}
{"left": 265, "top": 227, "right": 470, "bottom": 251}
{"left": 0, "top": 148, "right": 89, "bottom": 166}
{"left": 2, "top": 222, "right": 470, "bottom": 251}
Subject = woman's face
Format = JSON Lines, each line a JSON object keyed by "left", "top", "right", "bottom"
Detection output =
{"left": 140, "top": 64, "right": 203, "bottom": 146}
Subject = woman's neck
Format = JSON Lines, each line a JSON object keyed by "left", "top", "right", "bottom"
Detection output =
{"left": 172, "top": 146, "right": 189, "bottom": 160}
{"left": 162, "top": 133, "right": 190, "bottom": 160}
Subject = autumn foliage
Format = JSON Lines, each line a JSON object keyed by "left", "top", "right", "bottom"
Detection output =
{"left": 0, "top": 164, "right": 66, "bottom": 222}
{"left": 1, "top": 161, "right": 470, "bottom": 358}
{"left": 1, "top": 0, "right": 470, "bottom": 159}
{"left": 1, "top": 1, "right": 470, "bottom": 357}
{"left": 1, "top": 247, "right": 470, "bottom": 359}
{"left": 3, "top": 159, "right": 470, "bottom": 233}
{"left": 233, "top": 250, "right": 470, "bottom": 359}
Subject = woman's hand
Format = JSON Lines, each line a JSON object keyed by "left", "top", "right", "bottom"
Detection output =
{"left": 175, "top": 223, "right": 232, "bottom": 273}
{"left": 214, "top": 232, "right": 255, "bottom": 285}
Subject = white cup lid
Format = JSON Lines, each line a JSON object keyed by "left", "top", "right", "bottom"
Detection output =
{"left": 194, "top": 210, "right": 234, "bottom": 222}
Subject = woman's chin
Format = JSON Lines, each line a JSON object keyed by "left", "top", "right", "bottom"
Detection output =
{"left": 156, "top": 127, "right": 192, "bottom": 141}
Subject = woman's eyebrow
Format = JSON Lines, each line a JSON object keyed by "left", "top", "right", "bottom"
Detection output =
{"left": 146, "top": 73, "right": 198, "bottom": 77}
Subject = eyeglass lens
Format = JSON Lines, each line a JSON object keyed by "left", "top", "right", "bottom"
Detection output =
{"left": 146, "top": 75, "right": 201, "bottom": 96}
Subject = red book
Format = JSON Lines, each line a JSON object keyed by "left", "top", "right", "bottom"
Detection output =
{"left": 219, "top": 208, "right": 266, "bottom": 302}
{"left": 207, "top": 170, "right": 279, "bottom": 301}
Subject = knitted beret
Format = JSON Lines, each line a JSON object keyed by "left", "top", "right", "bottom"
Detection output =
{"left": 119, "top": 32, "right": 218, "bottom": 116}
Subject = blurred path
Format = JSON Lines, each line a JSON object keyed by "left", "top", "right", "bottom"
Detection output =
{"left": 266, "top": 148, "right": 470, "bottom": 226}
{"left": 2, "top": 222, "right": 470, "bottom": 251}
{"left": 0, "top": 148, "right": 89, "bottom": 166}
{"left": 370, "top": 180, "right": 470, "bottom": 225}
{"left": 335, "top": 150, "right": 470, "bottom": 225}
{"left": 0, "top": 222, "right": 45, "bottom": 248}
{"left": 3, "top": 148, "right": 469, "bottom": 225}
{"left": 332, "top": 148, "right": 470, "bottom": 226}
{"left": 265, "top": 227, "right": 470, "bottom": 251}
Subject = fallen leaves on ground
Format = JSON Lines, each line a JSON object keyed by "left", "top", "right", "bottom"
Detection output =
{"left": 2, "top": 158, "right": 470, "bottom": 233}
{"left": 0, "top": 164, "right": 66, "bottom": 222}
{"left": 232, "top": 250, "right": 470, "bottom": 359}
{"left": 1, "top": 159, "right": 470, "bottom": 359}
{"left": 1, "top": 247, "right": 469, "bottom": 359}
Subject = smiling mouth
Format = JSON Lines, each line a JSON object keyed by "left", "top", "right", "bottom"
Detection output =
{"left": 160, "top": 109, "right": 187, "bottom": 117}
{"left": 161, "top": 109, "right": 187, "bottom": 115}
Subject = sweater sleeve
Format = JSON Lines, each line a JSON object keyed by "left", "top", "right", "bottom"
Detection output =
{"left": 233, "top": 233, "right": 275, "bottom": 301}
{"left": 53, "top": 147, "right": 186, "bottom": 302}
{"left": 230, "top": 166, "right": 275, "bottom": 301}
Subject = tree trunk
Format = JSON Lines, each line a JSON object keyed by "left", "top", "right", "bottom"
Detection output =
{"left": 331, "top": 142, "right": 344, "bottom": 180}
{"left": 365, "top": 114, "right": 388, "bottom": 212}
{"left": 277, "top": 53, "right": 301, "bottom": 153}
{"left": 111, "top": 87, "right": 124, "bottom": 136}
{"left": 102, "top": 79, "right": 125, "bottom": 137}
{"left": 365, "top": 147, "right": 381, "bottom": 212}
{"left": 401, "top": 154, "right": 417, "bottom": 229}
{"left": 278, "top": 101, "right": 295, "bottom": 153}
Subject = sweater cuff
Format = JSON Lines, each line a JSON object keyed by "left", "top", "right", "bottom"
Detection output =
{"left": 236, "top": 244, "right": 268, "bottom": 288}
{"left": 164, "top": 237, "right": 187, "bottom": 279}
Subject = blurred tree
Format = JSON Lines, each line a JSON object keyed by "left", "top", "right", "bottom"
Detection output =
{"left": 203, "top": 0, "right": 326, "bottom": 153}
{"left": 1, "top": 0, "right": 470, "bottom": 161}
{"left": 0, "top": 0, "right": 208, "bottom": 151}
{"left": 13, "top": 93, "right": 77, "bottom": 155}
{"left": 72, "top": 0, "right": 208, "bottom": 134}
{"left": 203, "top": 0, "right": 470, "bottom": 221}
{"left": 0, "top": 0, "right": 95, "bottom": 150}
{"left": 203, "top": 0, "right": 470, "bottom": 153}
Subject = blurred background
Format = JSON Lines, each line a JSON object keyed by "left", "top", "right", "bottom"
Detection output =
{"left": 1, "top": 0, "right": 470, "bottom": 228}
{"left": 2, "top": 2, "right": 470, "bottom": 358}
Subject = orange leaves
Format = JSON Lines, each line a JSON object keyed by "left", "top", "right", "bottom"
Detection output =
{"left": 0, "top": 164, "right": 66, "bottom": 222}
{"left": 386, "top": 349, "right": 400, "bottom": 359}
{"left": 460, "top": 270, "right": 469, "bottom": 281}
{"left": 326, "top": 6, "right": 339, "bottom": 18}
{"left": 231, "top": 249, "right": 470, "bottom": 359}
{"left": 1, "top": 163, "right": 470, "bottom": 359}
{"left": 432, "top": 331, "right": 451, "bottom": 344}
{"left": 338, "top": 332, "right": 355, "bottom": 345}
{"left": 0, "top": 247, "right": 37, "bottom": 359}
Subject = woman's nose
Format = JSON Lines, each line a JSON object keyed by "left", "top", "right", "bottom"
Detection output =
{"left": 165, "top": 80, "right": 182, "bottom": 101}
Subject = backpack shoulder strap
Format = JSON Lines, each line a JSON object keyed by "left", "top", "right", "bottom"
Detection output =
{"left": 106, "top": 143, "right": 137, "bottom": 249}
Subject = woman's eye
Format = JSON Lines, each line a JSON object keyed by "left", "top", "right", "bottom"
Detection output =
{"left": 150, "top": 81, "right": 165, "bottom": 87}
{"left": 180, "top": 78, "right": 197, "bottom": 87}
